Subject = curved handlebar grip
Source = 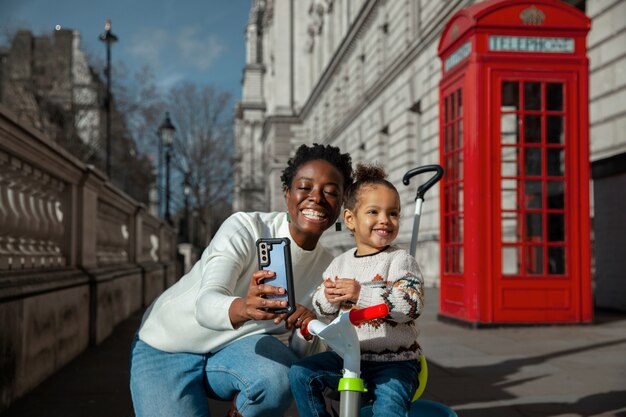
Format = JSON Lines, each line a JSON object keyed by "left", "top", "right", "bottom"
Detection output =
{"left": 349, "top": 304, "right": 389, "bottom": 326}
{"left": 402, "top": 165, "right": 444, "bottom": 201}
{"left": 300, "top": 325, "right": 311, "bottom": 338}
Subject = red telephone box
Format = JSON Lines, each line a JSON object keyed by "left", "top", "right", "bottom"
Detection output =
{"left": 437, "top": 0, "right": 592, "bottom": 325}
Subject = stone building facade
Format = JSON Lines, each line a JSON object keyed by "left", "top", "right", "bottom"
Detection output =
{"left": 234, "top": 0, "right": 626, "bottom": 308}
{"left": 0, "top": 28, "right": 102, "bottom": 158}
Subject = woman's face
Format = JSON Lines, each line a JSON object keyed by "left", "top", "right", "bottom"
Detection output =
{"left": 285, "top": 159, "right": 345, "bottom": 250}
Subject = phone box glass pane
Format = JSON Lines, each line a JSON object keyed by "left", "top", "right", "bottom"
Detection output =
{"left": 502, "top": 246, "right": 519, "bottom": 275}
{"left": 524, "top": 115, "right": 542, "bottom": 143}
{"left": 524, "top": 82, "right": 541, "bottom": 110}
{"left": 525, "top": 148, "right": 542, "bottom": 176}
{"left": 502, "top": 81, "right": 519, "bottom": 109}
{"left": 525, "top": 245, "right": 544, "bottom": 275}
{"left": 546, "top": 83, "right": 563, "bottom": 111}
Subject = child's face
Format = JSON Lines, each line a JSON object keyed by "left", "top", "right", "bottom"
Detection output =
{"left": 344, "top": 185, "right": 400, "bottom": 256}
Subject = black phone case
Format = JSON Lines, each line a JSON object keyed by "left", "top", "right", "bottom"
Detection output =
{"left": 256, "top": 237, "right": 295, "bottom": 314}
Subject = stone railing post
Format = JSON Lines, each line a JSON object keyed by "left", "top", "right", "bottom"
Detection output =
{"left": 77, "top": 166, "right": 106, "bottom": 269}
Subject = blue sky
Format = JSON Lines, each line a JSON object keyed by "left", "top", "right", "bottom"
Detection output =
{"left": 1, "top": 0, "right": 252, "bottom": 100}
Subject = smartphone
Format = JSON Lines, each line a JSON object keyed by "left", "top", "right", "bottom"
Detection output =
{"left": 256, "top": 237, "right": 295, "bottom": 314}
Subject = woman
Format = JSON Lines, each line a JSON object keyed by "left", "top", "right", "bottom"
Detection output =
{"left": 130, "top": 143, "right": 353, "bottom": 417}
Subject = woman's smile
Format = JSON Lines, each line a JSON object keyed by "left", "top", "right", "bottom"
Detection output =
{"left": 301, "top": 208, "right": 328, "bottom": 222}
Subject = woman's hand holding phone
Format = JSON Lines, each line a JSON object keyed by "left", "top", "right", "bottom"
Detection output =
{"left": 228, "top": 270, "right": 289, "bottom": 327}
{"left": 229, "top": 238, "right": 297, "bottom": 327}
{"left": 229, "top": 271, "right": 316, "bottom": 341}
{"left": 250, "top": 270, "right": 290, "bottom": 317}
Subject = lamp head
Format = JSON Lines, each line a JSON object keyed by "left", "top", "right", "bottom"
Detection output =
{"left": 99, "top": 18, "right": 118, "bottom": 43}
{"left": 159, "top": 112, "right": 176, "bottom": 146}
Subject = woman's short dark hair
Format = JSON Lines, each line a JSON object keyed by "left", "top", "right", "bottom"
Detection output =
{"left": 280, "top": 143, "right": 353, "bottom": 191}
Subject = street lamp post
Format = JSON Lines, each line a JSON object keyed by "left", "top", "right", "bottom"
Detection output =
{"left": 99, "top": 18, "right": 118, "bottom": 178}
{"left": 182, "top": 171, "right": 191, "bottom": 242}
{"left": 158, "top": 113, "right": 176, "bottom": 225}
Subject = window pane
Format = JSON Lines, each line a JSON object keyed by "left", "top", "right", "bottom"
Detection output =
{"left": 548, "top": 246, "right": 566, "bottom": 275}
{"left": 547, "top": 148, "right": 565, "bottom": 176}
{"left": 548, "top": 213, "right": 565, "bottom": 242}
{"left": 457, "top": 120, "right": 463, "bottom": 148}
{"left": 450, "top": 123, "right": 455, "bottom": 151}
{"left": 502, "top": 246, "right": 519, "bottom": 275}
{"left": 457, "top": 89, "right": 463, "bottom": 117}
{"left": 502, "top": 215, "right": 519, "bottom": 242}
{"left": 525, "top": 148, "right": 542, "bottom": 176}
{"left": 501, "top": 114, "right": 519, "bottom": 144}
{"left": 501, "top": 146, "right": 518, "bottom": 177}
{"left": 451, "top": 91, "right": 456, "bottom": 119}
{"left": 525, "top": 213, "right": 542, "bottom": 240}
{"left": 457, "top": 247, "right": 464, "bottom": 273}
{"left": 446, "top": 155, "right": 454, "bottom": 180}
{"left": 501, "top": 179, "right": 518, "bottom": 210}
{"left": 525, "top": 180, "right": 543, "bottom": 209}
{"left": 524, "top": 115, "right": 541, "bottom": 143}
{"left": 547, "top": 116, "right": 564, "bottom": 144}
{"left": 502, "top": 81, "right": 519, "bottom": 109}
{"left": 444, "top": 96, "right": 449, "bottom": 123}
{"left": 451, "top": 181, "right": 458, "bottom": 214}
{"left": 525, "top": 245, "right": 544, "bottom": 275}
{"left": 546, "top": 83, "right": 563, "bottom": 111}
{"left": 452, "top": 215, "right": 460, "bottom": 241}
{"left": 524, "top": 82, "right": 541, "bottom": 110}
{"left": 547, "top": 181, "right": 565, "bottom": 209}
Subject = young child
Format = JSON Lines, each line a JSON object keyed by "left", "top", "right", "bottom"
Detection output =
{"left": 288, "top": 163, "right": 424, "bottom": 417}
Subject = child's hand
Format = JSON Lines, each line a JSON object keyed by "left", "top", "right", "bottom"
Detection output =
{"left": 324, "top": 278, "right": 360, "bottom": 304}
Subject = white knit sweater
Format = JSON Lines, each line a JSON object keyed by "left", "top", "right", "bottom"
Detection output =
{"left": 139, "top": 211, "right": 333, "bottom": 354}
{"left": 313, "top": 244, "right": 424, "bottom": 361}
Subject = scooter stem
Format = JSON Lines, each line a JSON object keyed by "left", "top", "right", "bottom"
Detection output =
{"left": 301, "top": 304, "right": 390, "bottom": 417}
{"left": 307, "top": 313, "right": 362, "bottom": 376}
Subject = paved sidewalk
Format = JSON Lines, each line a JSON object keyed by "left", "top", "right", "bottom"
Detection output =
{"left": 418, "top": 289, "right": 626, "bottom": 417}
{"left": 2, "top": 287, "right": 626, "bottom": 416}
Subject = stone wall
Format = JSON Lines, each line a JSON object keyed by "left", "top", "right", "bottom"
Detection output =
{"left": 0, "top": 104, "right": 178, "bottom": 411}
{"left": 586, "top": 0, "right": 626, "bottom": 311}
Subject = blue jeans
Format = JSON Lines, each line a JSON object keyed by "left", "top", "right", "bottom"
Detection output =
{"left": 130, "top": 334, "right": 299, "bottom": 417}
{"left": 288, "top": 351, "right": 420, "bottom": 417}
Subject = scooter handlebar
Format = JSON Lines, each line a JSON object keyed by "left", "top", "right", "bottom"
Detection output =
{"left": 402, "top": 164, "right": 444, "bottom": 201}
{"left": 349, "top": 303, "right": 389, "bottom": 326}
{"left": 300, "top": 304, "right": 389, "bottom": 337}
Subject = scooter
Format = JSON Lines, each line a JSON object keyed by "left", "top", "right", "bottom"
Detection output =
{"left": 300, "top": 303, "right": 390, "bottom": 417}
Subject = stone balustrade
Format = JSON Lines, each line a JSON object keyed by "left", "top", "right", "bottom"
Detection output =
{"left": 0, "top": 151, "right": 66, "bottom": 270}
{"left": 0, "top": 104, "right": 178, "bottom": 412}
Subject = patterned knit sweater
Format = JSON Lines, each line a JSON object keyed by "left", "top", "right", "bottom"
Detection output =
{"left": 313, "top": 244, "right": 424, "bottom": 362}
